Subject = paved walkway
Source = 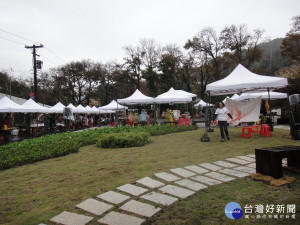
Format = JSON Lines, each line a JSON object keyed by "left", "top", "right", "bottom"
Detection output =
{"left": 40, "top": 153, "right": 286, "bottom": 225}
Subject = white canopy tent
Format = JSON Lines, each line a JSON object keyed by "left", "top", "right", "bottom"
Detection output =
{"left": 231, "top": 94, "right": 240, "bottom": 100}
{"left": 74, "top": 104, "right": 87, "bottom": 114}
{"left": 117, "top": 89, "right": 155, "bottom": 105}
{"left": 235, "top": 92, "right": 288, "bottom": 102}
{"left": 91, "top": 106, "right": 99, "bottom": 114}
{"left": 21, "top": 99, "right": 52, "bottom": 113}
{"left": 0, "top": 96, "right": 24, "bottom": 113}
{"left": 99, "top": 100, "right": 128, "bottom": 111}
{"left": 85, "top": 105, "right": 94, "bottom": 114}
{"left": 206, "top": 64, "right": 288, "bottom": 96}
{"left": 155, "top": 87, "right": 196, "bottom": 104}
{"left": 50, "top": 102, "right": 65, "bottom": 113}
{"left": 67, "top": 103, "right": 77, "bottom": 111}
{"left": 194, "top": 99, "right": 213, "bottom": 108}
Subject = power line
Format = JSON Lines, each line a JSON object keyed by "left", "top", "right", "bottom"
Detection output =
{"left": 40, "top": 54, "right": 60, "bottom": 67}
{"left": 44, "top": 47, "right": 67, "bottom": 63}
{"left": 0, "top": 36, "right": 25, "bottom": 45}
{"left": 0, "top": 56, "right": 29, "bottom": 68}
{"left": 0, "top": 27, "right": 39, "bottom": 44}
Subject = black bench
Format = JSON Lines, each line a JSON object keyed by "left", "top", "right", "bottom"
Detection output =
{"left": 255, "top": 146, "right": 300, "bottom": 179}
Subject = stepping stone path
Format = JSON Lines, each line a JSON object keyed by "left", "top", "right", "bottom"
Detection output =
{"left": 191, "top": 175, "right": 222, "bottom": 185}
{"left": 141, "top": 191, "right": 178, "bottom": 206}
{"left": 98, "top": 211, "right": 145, "bottom": 225}
{"left": 205, "top": 172, "right": 236, "bottom": 182}
{"left": 225, "top": 157, "right": 250, "bottom": 165}
{"left": 154, "top": 172, "right": 181, "bottom": 182}
{"left": 170, "top": 168, "right": 196, "bottom": 178}
{"left": 120, "top": 200, "right": 161, "bottom": 217}
{"left": 116, "top": 184, "right": 148, "bottom": 196}
{"left": 213, "top": 160, "right": 237, "bottom": 168}
{"left": 175, "top": 179, "right": 208, "bottom": 191}
{"left": 219, "top": 168, "right": 250, "bottom": 178}
{"left": 136, "top": 177, "right": 165, "bottom": 189}
{"left": 46, "top": 154, "right": 256, "bottom": 225}
{"left": 76, "top": 198, "right": 112, "bottom": 216}
{"left": 184, "top": 165, "right": 208, "bottom": 174}
{"left": 246, "top": 163, "right": 256, "bottom": 169}
{"left": 50, "top": 211, "right": 93, "bottom": 225}
{"left": 159, "top": 184, "right": 195, "bottom": 199}
{"left": 236, "top": 155, "right": 256, "bottom": 162}
{"left": 198, "top": 163, "right": 222, "bottom": 171}
{"left": 97, "top": 191, "right": 130, "bottom": 204}
{"left": 234, "top": 166, "right": 256, "bottom": 174}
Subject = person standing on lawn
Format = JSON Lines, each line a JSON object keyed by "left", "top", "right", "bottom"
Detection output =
{"left": 214, "top": 102, "right": 233, "bottom": 142}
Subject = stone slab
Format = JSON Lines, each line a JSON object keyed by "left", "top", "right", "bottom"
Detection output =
{"left": 198, "top": 163, "right": 222, "bottom": 171}
{"left": 225, "top": 158, "right": 250, "bottom": 165}
{"left": 219, "top": 168, "right": 249, "bottom": 178}
{"left": 205, "top": 172, "right": 236, "bottom": 182}
{"left": 141, "top": 191, "right": 178, "bottom": 206}
{"left": 76, "top": 198, "right": 113, "bottom": 216}
{"left": 245, "top": 163, "right": 256, "bottom": 169}
{"left": 98, "top": 211, "right": 145, "bottom": 225}
{"left": 154, "top": 172, "right": 181, "bottom": 182}
{"left": 159, "top": 184, "right": 195, "bottom": 199}
{"left": 213, "top": 160, "right": 237, "bottom": 168}
{"left": 97, "top": 191, "right": 130, "bottom": 204}
{"left": 190, "top": 175, "right": 222, "bottom": 185}
{"left": 120, "top": 200, "right": 161, "bottom": 217}
{"left": 50, "top": 211, "right": 93, "bottom": 225}
{"left": 233, "top": 166, "right": 256, "bottom": 174}
{"left": 184, "top": 165, "right": 208, "bottom": 174}
{"left": 117, "top": 184, "right": 148, "bottom": 196}
{"left": 175, "top": 179, "right": 208, "bottom": 191}
{"left": 236, "top": 155, "right": 256, "bottom": 162}
{"left": 246, "top": 154, "right": 255, "bottom": 158}
{"left": 136, "top": 177, "right": 165, "bottom": 189}
{"left": 170, "top": 168, "right": 196, "bottom": 178}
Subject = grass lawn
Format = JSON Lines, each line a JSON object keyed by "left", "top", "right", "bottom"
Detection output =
{"left": 0, "top": 127, "right": 299, "bottom": 225}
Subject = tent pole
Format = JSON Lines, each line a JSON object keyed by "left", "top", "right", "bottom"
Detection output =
{"left": 267, "top": 88, "right": 273, "bottom": 131}
{"left": 116, "top": 99, "right": 118, "bottom": 127}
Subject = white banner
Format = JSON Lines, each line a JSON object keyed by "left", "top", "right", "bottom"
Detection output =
{"left": 225, "top": 97, "right": 261, "bottom": 125}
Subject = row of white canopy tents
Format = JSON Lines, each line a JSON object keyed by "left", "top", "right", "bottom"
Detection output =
{"left": 0, "top": 97, "right": 119, "bottom": 114}
{"left": 117, "top": 88, "right": 197, "bottom": 105}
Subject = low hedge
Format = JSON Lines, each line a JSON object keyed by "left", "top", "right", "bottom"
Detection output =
{"left": 0, "top": 125, "right": 197, "bottom": 170}
{"left": 97, "top": 132, "right": 150, "bottom": 148}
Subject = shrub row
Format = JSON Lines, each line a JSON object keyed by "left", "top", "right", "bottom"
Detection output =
{"left": 97, "top": 132, "right": 150, "bottom": 148}
{"left": 0, "top": 125, "right": 197, "bottom": 170}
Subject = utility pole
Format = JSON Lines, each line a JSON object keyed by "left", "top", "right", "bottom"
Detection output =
{"left": 25, "top": 44, "right": 43, "bottom": 101}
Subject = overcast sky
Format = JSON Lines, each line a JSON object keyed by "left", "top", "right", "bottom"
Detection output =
{"left": 0, "top": 0, "right": 299, "bottom": 79}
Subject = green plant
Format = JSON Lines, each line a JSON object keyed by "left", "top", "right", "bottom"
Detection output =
{"left": 0, "top": 125, "right": 197, "bottom": 170}
{"left": 97, "top": 132, "right": 150, "bottom": 148}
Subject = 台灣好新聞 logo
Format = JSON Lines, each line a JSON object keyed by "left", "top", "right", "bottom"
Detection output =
{"left": 225, "top": 202, "right": 243, "bottom": 219}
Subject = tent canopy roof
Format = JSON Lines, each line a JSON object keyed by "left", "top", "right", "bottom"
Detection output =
{"left": 206, "top": 64, "right": 288, "bottom": 96}
{"left": 22, "top": 99, "right": 52, "bottom": 113}
{"left": 194, "top": 99, "right": 213, "bottom": 107}
{"left": 118, "top": 89, "right": 155, "bottom": 105}
{"left": 155, "top": 87, "right": 195, "bottom": 104}
{"left": 0, "top": 96, "right": 24, "bottom": 113}
{"left": 99, "top": 100, "right": 128, "bottom": 110}
{"left": 50, "top": 102, "right": 65, "bottom": 113}
{"left": 236, "top": 91, "right": 288, "bottom": 101}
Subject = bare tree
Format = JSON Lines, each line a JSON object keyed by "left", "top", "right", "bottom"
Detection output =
{"left": 220, "top": 24, "right": 264, "bottom": 68}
